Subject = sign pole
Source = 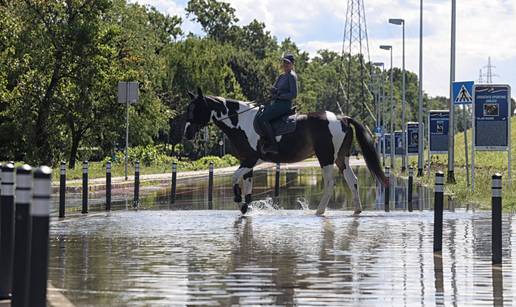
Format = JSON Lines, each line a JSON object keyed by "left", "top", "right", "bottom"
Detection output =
{"left": 417, "top": 0, "right": 424, "bottom": 177}
{"left": 462, "top": 105, "right": 470, "bottom": 187}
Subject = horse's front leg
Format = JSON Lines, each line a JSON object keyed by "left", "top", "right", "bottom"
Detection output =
{"left": 242, "top": 170, "right": 254, "bottom": 212}
{"left": 232, "top": 165, "right": 253, "bottom": 213}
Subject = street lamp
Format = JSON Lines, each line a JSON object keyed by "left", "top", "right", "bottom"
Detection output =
{"left": 380, "top": 45, "right": 395, "bottom": 169}
{"left": 417, "top": 0, "right": 424, "bottom": 177}
{"left": 389, "top": 18, "right": 407, "bottom": 173}
{"left": 373, "top": 62, "right": 385, "bottom": 165}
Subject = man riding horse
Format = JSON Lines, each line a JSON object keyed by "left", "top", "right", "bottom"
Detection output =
{"left": 257, "top": 54, "right": 298, "bottom": 155}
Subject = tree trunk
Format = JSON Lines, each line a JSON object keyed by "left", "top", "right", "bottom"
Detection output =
{"left": 68, "top": 131, "right": 81, "bottom": 170}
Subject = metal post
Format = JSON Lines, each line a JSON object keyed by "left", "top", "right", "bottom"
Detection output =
{"left": 12, "top": 165, "right": 32, "bottom": 307}
{"left": 401, "top": 21, "right": 407, "bottom": 172}
{"left": 208, "top": 162, "right": 214, "bottom": 204}
{"left": 59, "top": 161, "right": 66, "bottom": 218}
{"left": 384, "top": 167, "right": 390, "bottom": 212}
{"left": 417, "top": 0, "right": 425, "bottom": 177}
{"left": 171, "top": 162, "right": 177, "bottom": 204}
{"left": 28, "top": 166, "right": 52, "bottom": 307}
{"left": 82, "top": 161, "right": 88, "bottom": 214}
{"left": 434, "top": 171, "right": 444, "bottom": 252}
{"left": 492, "top": 173, "right": 502, "bottom": 265}
{"left": 133, "top": 160, "right": 140, "bottom": 208}
{"left": 0, "top": 163, "right": 15, "bottom": 299}
{"left": 447, "top": 0, "right": 457, "bottom": 184}
{"left": 275, "top": 163, "right": 281, "bottom": 197}
{"left": 463, "top": 105, "right": 470, "bottom": 187}
{"left": 408, "top": 167, "right": 414, "bottom": 212}
{"left": 125, "top": 83, "right": 129, "bottom": 181}
{"left": 389, "top": 48, "right": 395, "bottom": 169}
{"left": 106, "top": 161, "right": 111, "bottom": 211}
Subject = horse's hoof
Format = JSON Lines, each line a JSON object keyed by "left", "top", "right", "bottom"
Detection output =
{"left": 353, "top": 209, "right": 362, "bottom": 216}
{"left": 315, "top": 209, "right": 325, "bottom": 216}
{"left": 240, "top": 203, "right": 249, "bottom": 214}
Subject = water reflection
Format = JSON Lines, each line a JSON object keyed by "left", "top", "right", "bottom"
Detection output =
{"left": 47, "top": 168, "right": 515, "bottom": 306}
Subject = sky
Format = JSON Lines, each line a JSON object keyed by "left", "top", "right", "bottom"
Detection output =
{"left": 131, "top": 0, "right": 516, "bottom": 97}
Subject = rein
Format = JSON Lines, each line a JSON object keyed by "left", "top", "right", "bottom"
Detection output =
{"left": 216, "top": 104, "right": 261, "bottom": 121}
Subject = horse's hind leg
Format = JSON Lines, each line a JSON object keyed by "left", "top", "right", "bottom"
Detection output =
{"left": 316, "top": 164, "right": 335, "bottom": 216}
{"left": 342, "top": 157, "right": 362, "bottom": 215}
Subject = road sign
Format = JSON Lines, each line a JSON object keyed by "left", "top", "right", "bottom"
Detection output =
{"left": 374, "top": 126, "right": 383, "bottom": 137}
{"left": 473, "top": 84, "right": 511, "bottom": 150}
{"left": 452, "top": 81, "right": 474, "bottom": 105}
{"left": 118, "top": 81, "right": 139, "bottom": 104}
{"left": 428, "top": 110, "right": 449, "bottom": 154}
{"left": 406, "top": 122, "right": 420, "bottom": 156}
{"left": 471, "top": 84, "right": 512, "bottom": 190}
{"left": 395, "top": 131, "right": 404, "bottom": 156}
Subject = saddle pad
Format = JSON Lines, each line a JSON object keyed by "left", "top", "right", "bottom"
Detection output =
{"left": 272, "top": 115, "right": 297, "bottom": 136}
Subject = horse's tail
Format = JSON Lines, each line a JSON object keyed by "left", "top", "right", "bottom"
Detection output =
{"left": 346, "top": 117, "right": 389, "bottom": 187}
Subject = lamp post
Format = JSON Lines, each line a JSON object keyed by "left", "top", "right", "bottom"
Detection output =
{"left": 380, "top": 45, "right": 394, "bottom": 169}
{"left": 447, "top": 0, "right": 457, "bottom": 183}
{"left": 373, "top": 62, "right": 385, "bottom": 163}
{"left": 389, "top": 18, "right": 407, "bottom": 173}
{"left": 417, "top": 0, "right": 424, "bottom": 177}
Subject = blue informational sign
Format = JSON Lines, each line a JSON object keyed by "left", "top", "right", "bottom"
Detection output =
{"left": 428, "top": 110, "right": 449, "bottom": 154}
{"left": 473, "top": 85, "right": 511, "bottom": 151}
{"left": 406, "top": 122, "right": 420, "bottom": 155}
{"left": 394, "top": 131, "right": 404, "bottom": 156}
{"left": 452, "top": 81, "right": 474, "bottom": 105}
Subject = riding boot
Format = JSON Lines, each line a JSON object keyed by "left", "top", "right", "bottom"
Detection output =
{"left": 261, "top": 121, "right": 279, "bottom": 155}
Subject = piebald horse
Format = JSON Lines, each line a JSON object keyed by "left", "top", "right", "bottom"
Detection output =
{"left": 184, "top": 88, "right": 388, "bottom": 215}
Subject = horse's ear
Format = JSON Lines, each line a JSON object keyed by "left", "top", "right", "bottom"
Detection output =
{"left": 197, "top": 87, "right": 204, "bottom": 98}
{"left": 187, "top": 91, "right": 195, "bottom": 100}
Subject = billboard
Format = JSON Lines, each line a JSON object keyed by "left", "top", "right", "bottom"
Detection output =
{"left": 428, "top": 110, "right": 449, "bottom": 154}
{"left": 406, "top": 122, "right": 420, "bottom": 156}
{"left": 473, "top": 85, "right": 511, "bottom": 151}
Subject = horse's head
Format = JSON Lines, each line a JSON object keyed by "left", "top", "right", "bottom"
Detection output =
{"left": 184, "top": 88, "right": 211, "bottom": 140}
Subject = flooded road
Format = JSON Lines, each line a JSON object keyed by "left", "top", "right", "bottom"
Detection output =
{"left": 48, "top": 167, "right": 514, "bottom": 306}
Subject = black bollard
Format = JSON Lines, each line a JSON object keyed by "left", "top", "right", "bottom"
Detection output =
{"left": 384, "top": 167, "right": 390, "bottom": 212}
{"left": 59, "top": 162, "right": 66, "bottom": 218}
{"left": 208, "top": 162, "right": 214, "bottom": 203}
{"left": 492, "top": 173, "right": 502, "bottom": 265}
{"left": 133, "top": 161, "right": 140, "bottom": 208}
{"left": 12, "top": 165, "right": 32, "bottom": 307}
{"left": 274, "top": 163, "right": 280, "bottom": 197}
{"left": 106, "top": 161, "right": 111, "bottom": 211}
{"left": 82, "top": 161, "right": 88, "bottom": 214}
{"left": 28, "top": 166, "right": 52, "bottom": 307}
{"left": 171, "top": 162, "right": 177, "bottom": 204}
{"left": 0, "top": 163, "right": 15, "bottom": 299}
{"left": 433, "top": 171, "right": 444, "bottom": 253}
{"left": 408, "top": 167, "right": 414, "bottom": 212}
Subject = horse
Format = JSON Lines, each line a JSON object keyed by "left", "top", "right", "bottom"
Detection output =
{"left": 183, "top": 88, "right": 388, "bottom": 215}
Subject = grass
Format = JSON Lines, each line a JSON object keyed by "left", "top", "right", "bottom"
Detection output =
{"left": 391, "top": 119, "right": 516, "bottom": 211}
{"left": 49, "top": 155, "right": 241, "bottom": 182}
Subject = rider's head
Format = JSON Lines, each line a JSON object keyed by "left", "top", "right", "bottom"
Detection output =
{"left": 282, "top": 54, "right": 295, "bottom": 73}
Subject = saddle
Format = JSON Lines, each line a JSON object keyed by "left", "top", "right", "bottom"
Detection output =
{"left": 253, "top": 107, "right": 297, "bottom": 137}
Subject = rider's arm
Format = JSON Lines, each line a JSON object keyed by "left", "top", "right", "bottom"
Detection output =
{"left": 278, "top": 73, "right": 298, "bottom": 100}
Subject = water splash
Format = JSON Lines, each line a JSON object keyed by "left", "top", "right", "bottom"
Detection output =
{"left": 249, "top": 197, "right": 282, "bottom": 211}
{"left": 296, "top": 197, "right": 310, "bottom": 211}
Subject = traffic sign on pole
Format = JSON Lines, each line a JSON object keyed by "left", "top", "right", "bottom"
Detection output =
{"left": 453, "top": 81, "right": 474, "bottom": 105}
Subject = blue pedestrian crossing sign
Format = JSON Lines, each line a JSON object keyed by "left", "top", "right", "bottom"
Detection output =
{"left": 452, "top": 81, "right": 474, "bottom": 105}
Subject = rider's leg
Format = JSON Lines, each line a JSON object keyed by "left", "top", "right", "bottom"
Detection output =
{"left": 259, "top": 101, "right": 292, "bottom": 154}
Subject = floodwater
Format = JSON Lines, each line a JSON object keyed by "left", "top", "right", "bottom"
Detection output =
{"left": 48, "top": 167, "right": 515, "bottom": 306}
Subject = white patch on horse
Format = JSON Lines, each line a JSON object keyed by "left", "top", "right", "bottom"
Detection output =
{"left": 236, "top": 103, "right": 259, "bottom": 151}
{"left": 184, "top": 122, "right": 191, "bottom": 136}
{"left": 275, "top": 136, "right": 282, "bottom": 142}
{"left": 325, "top": 111, "right": 345, "bottom": 162}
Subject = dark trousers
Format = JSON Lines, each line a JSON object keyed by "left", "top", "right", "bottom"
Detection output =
{"left": 257, "top": 100, "right": 292, "bottom": 124}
